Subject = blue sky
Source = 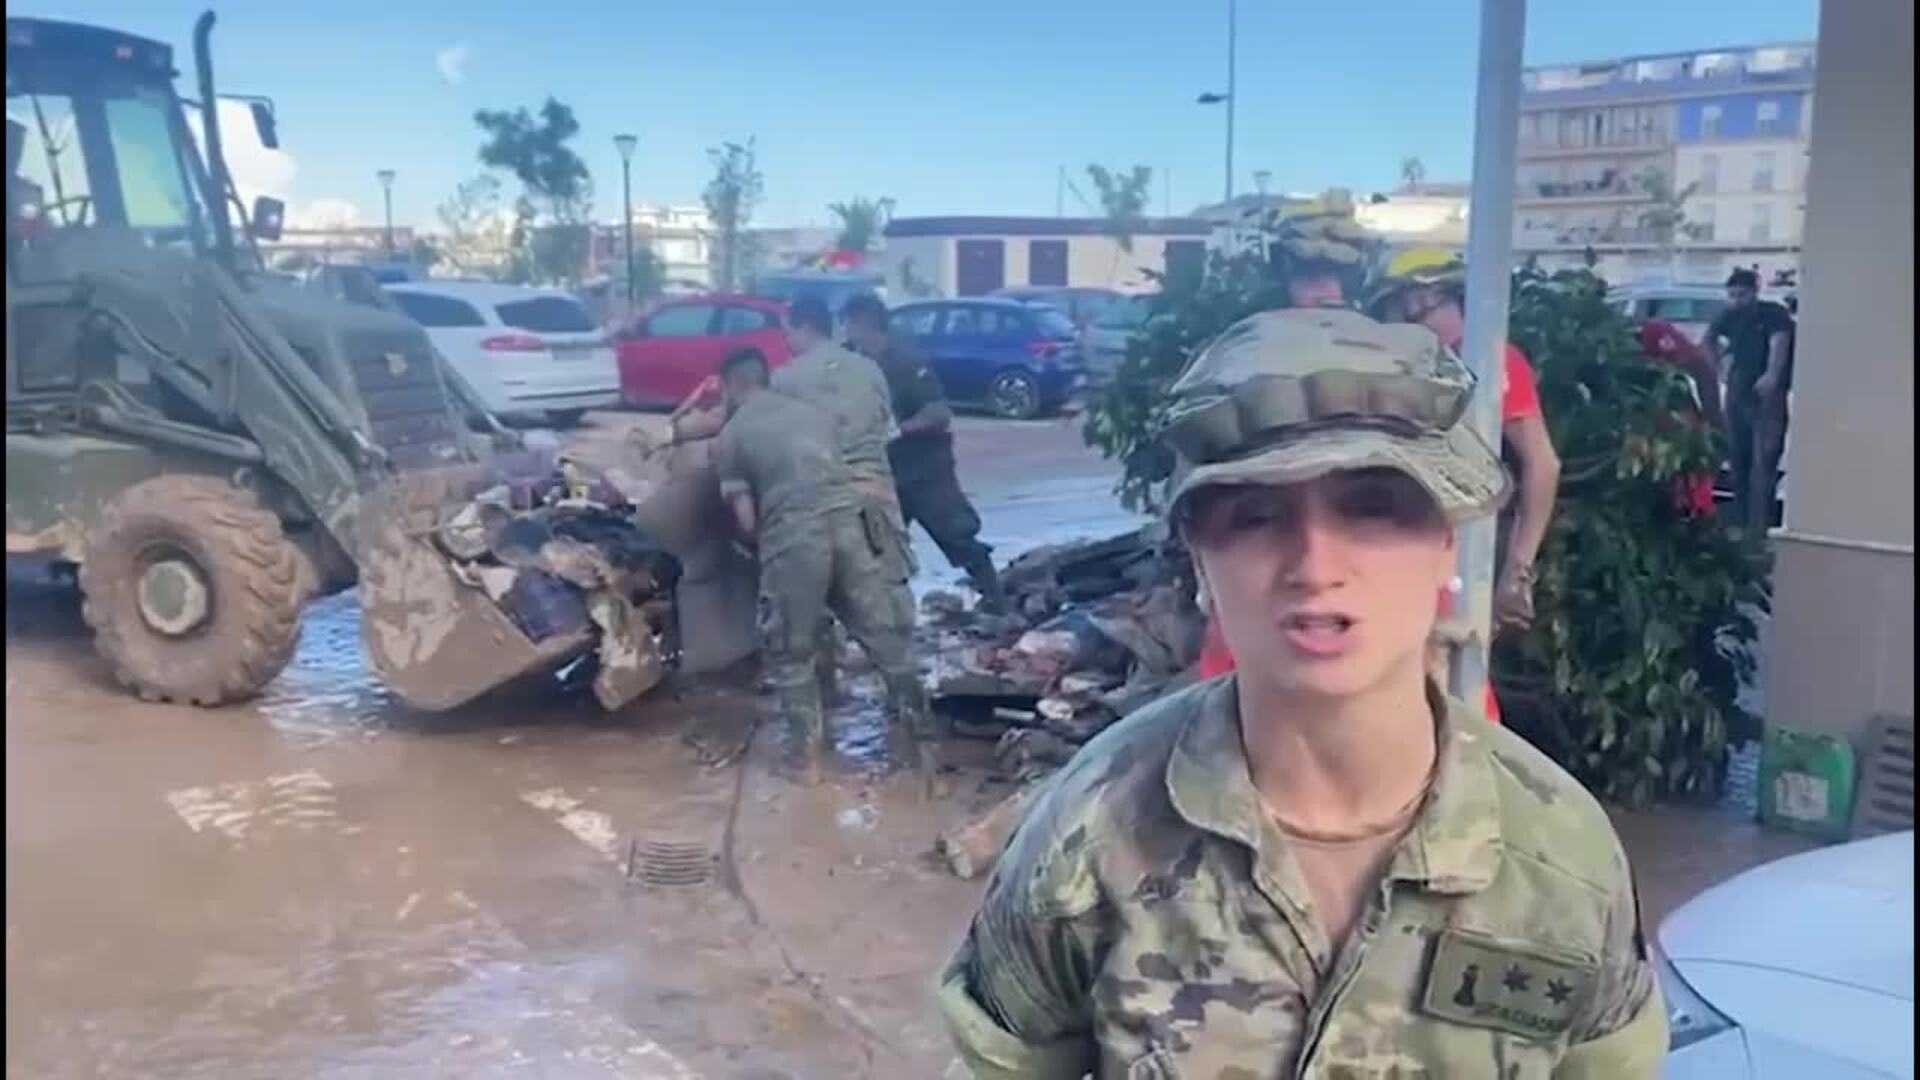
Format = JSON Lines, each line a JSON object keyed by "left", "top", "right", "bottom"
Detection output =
{"left": 27, "top": 0, "right": 1818, "bottom": 230}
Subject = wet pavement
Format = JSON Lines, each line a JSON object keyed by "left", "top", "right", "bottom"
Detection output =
{"left": 5, "top": 411, "right": 1817, "bottom": 1077}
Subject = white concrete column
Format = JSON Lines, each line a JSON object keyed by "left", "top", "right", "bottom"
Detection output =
{"left": 1765, "top": 0, "right": 1914, "bottom": 742}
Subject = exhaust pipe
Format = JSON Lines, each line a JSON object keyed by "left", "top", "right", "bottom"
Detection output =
{"left": 192, "top": 10, "right": 235, "bottom": 265}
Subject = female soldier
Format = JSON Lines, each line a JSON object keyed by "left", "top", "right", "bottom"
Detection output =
{"left": 938, "top": 308, "right": 1664, "bottom": 1078}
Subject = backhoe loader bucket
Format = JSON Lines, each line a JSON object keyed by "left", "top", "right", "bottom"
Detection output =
{"left": 357, "top": 465, "right": 599, "bottom": 712}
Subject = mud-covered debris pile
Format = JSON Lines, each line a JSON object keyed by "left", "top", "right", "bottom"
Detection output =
{"left": 928, "top": 527, "right": 1206, "bottom": 879}
{"left": 434, "top": 454, "right": 683, "bottom": 706}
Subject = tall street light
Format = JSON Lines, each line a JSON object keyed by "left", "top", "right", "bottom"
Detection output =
{"left": 1196, "top": 0, "right": 1237, "bottom": 203}
{"left": 376, "top": 169, "right": 396, "bottom": 257}
{"left": 613, "top": 134, "right": 638, "bottom": 310}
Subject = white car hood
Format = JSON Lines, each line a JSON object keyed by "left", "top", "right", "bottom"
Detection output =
{"left": 1661, "top": 830, "right": 1914, "bottom": 1000}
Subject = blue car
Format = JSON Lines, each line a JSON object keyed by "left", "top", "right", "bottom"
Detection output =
{"left": 887, "top": 299, "right": 1085, "bottom": 419}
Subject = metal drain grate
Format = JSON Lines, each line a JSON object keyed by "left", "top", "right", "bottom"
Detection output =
{"left": 626, "top": 838, "right": 714, "bottom": 886}
{"left": 1854, "top": 714, "right": 1914, "bottom": 838}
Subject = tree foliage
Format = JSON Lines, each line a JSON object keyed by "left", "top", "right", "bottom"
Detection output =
{"left": 1083, "top": 217, "right": 1771, "bottom": 806}
{"left": 1086, "top": 164, "right": 1154, "bottom": 253}
{"left": 829, "top": 196, "right": 895, "bottom": 252}
{"left": 435, "top": 174, "right": 513, "bottom": 279}
{"left": 473, "top": 98, "right": 594, "bottom": 284}
{"left": 1496, "top": 264, "right": 1770, "bottom": 806}
{"left": 1633, "top": 167, "right": 1702, "bottom": 255}
{"left": 703, "top": 140, "right": 765, "bottom": 291}
{"left": 1400, "top": 156, "right": 1427, "bottom": 191}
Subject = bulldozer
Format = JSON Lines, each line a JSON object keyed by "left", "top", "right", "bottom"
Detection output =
{"left": 5, "top": 13, "right": 758, "bottom": 711}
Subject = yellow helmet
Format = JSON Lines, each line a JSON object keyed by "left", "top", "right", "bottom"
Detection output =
{"left": 1363, "top": 245, "right": 1466, "bottom": 316}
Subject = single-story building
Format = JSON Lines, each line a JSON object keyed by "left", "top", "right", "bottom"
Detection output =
{"left": 880, "top": 216, "right": 1214, "bottom": 299}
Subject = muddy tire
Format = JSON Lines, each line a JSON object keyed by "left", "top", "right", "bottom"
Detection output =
{"left": 79, "top": 475, "right": 306, "bottom": 706}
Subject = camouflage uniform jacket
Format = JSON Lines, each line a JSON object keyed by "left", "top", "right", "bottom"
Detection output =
{"left": 712, "top": 390, "right": 857, "bottom": 564}
{"left": 770, "top": 340, "right": 901, "bottom": 510}
{"left": 938, "top": 677, "right": 1667, "bottom": 1079}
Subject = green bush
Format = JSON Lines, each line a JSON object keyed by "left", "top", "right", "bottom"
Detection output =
{"left": 1081, "top": 248, "right": 1771, "bottom": 807}
{"left": 1499, "top": 264, "right": 1770, "bottom": 805}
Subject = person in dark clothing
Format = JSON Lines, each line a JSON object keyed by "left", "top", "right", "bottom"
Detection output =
{"left": 1703, "top": 268, "right": 1795, "bottom": 531}
{"left": 841, "top": 294, "right": 1008, "bottom": 613}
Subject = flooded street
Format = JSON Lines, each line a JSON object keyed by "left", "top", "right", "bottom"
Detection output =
{"left": 6, "top": 413, "right": 1809, "bottom": 1078}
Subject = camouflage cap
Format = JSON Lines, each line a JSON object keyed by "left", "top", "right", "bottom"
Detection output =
{"left": 1162, "top": 308, "right": 1505, "bottom": 522}
{"left": 1271, "top": 189, "right": 1376, "bottom": 269}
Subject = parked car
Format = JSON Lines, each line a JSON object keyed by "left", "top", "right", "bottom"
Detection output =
{"left": 614, "top": 295, "right": 792, "bottom": 409}
{"left": 1661, "top": 830, "right": 1913, "bottom": 1078}
{"left": 888, "top": 299, "right": 1085, "bottom": 420}
{"left": 1609, "top": 283, "right": 1729, "bottom": 344}
{"left": 383, "top": 281, "right": 619, "bottom": 426}
{"left": 1083, "top": 292, "right": 1161, "bottom": 383}
{"left": 990, "top": 286, "right": 1125, "bottom": 331}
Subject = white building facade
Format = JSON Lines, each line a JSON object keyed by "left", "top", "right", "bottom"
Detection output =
{"left": 1515, "top": 43, "right": 1816, "bottom": 286}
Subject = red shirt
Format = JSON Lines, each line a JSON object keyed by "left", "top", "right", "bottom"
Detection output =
{"left": 1500, "top": 344, "right": 1542, "bottom": 423}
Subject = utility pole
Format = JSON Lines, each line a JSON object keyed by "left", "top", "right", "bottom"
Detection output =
{"left": 1226, "top": 0, "right": 1237, "bottom": 203}
{"left": 1056, "top": 165, "right": 1066, "bottom": 217}
{"left": 376, "top": 169, "right": 396, "bottom": 257}
{"left": 1450, "top": 0, "right": 1525, "bottom": 708}
{"left": 1196, "top": 0, "right": 1237, "bottom": 205}
{"left": 614, "top": 134, "right": 638, "bottom": 310}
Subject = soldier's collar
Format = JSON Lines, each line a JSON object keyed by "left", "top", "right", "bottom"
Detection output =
{"left": 1163, "top": 679, "right": 1503, "bottom": 894}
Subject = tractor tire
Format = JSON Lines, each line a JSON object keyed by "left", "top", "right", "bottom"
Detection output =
{"left": 79, "top": 475, "right": 306, "bottom": 706}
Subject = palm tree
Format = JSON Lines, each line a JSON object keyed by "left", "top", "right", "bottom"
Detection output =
{"left": 1400, "top": 156, "right": 1427, "bottom": 192}
{"left": 828, "top": 196, "right": 896, "bottom": 253}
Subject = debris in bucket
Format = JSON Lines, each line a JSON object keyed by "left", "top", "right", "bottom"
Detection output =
{"left": 430, "top": 456, "right": 686, "bottom": 702}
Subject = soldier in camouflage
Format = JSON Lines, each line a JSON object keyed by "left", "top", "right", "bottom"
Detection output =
{"left": 1267, "top": 189, "right": 1378, "bottom": 310}
{"left": 937, "top": 309, "right": 1666, "bottom": 1077}
{"left": 710, "top": 348, "right": 935, "bottom": 788}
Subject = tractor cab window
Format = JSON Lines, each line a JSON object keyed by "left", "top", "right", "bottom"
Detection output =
{"left": 7, "top": 77, "right": 212, "bottom": 253}
{"left": 7, "top": 92, "right": 92, "bottom": 228}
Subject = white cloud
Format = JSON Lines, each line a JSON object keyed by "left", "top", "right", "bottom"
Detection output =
{"left": 287, "top": 198, "right": 363, "bottom": 230}
{"left": 183, "top": 99, "right": 296, "bottom": 205}
{"left": 435, "top": 43, "right": 472, "bottom": 86}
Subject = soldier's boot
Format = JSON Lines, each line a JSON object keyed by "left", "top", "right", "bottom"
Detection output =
{"left": 774, "top": 676, "right": 827, "bottom": 786}
{"left": 961, "top": 553, "right": 1009, "bottom": 616}
{"left": 887, "top": 673, "right": 949, "bottom": 799}
{"left": 814, "top": 622, "right": 842, "bottom": 707}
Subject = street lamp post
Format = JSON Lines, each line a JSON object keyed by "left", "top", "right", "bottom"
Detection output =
{"left": 1196, "top": 0, "right": 1238, "bottom": 203}
{"left": 376, "top": 169, "right": 396, "bottom": 257}
{"left": 613, "top": 134, "right": 638, "bottom": 310}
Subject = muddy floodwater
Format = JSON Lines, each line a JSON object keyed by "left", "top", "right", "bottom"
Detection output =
{"left": 5, "top": 413, "right": 1811, "bottom": 1078}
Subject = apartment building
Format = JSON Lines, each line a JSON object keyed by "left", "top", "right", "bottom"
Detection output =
{"left": 1515, "top": 43, "right": 1816, "bottom": 285}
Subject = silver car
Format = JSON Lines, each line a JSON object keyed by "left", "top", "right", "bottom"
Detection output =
{"left": 1082, "top": 293, "right": 1159, "bottom": 384}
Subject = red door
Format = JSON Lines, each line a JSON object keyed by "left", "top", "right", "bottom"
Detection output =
{"left": 618, "top": 301, "right": 721, "bottom": 407}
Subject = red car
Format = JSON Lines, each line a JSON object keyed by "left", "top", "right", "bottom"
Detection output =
{"left": 615, "top": 295, "right": 791, "bottom": 409}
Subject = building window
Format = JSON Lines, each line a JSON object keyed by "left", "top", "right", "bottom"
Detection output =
{"left": 1693, "top": 202, "right": 1716, "bottom": 242}
{"left": 1701, "top": 104, "right": 1724, "bottom": 139}
{"left": 1750, "top": 203, "right": 1773, "bottom": 242}
{"left": 1698, "top": 153, "right": 1720, "bottom": 194}
{"left": 1757, "top": 99, "right": 1782, "bottom": 135}
{"left": 1754, "top": 151, "right": 1777, "bottom": 192}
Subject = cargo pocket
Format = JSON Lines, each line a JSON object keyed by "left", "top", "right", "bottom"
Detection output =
{"left": 860, "top": 504, "right": 913, "bottom": 583}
